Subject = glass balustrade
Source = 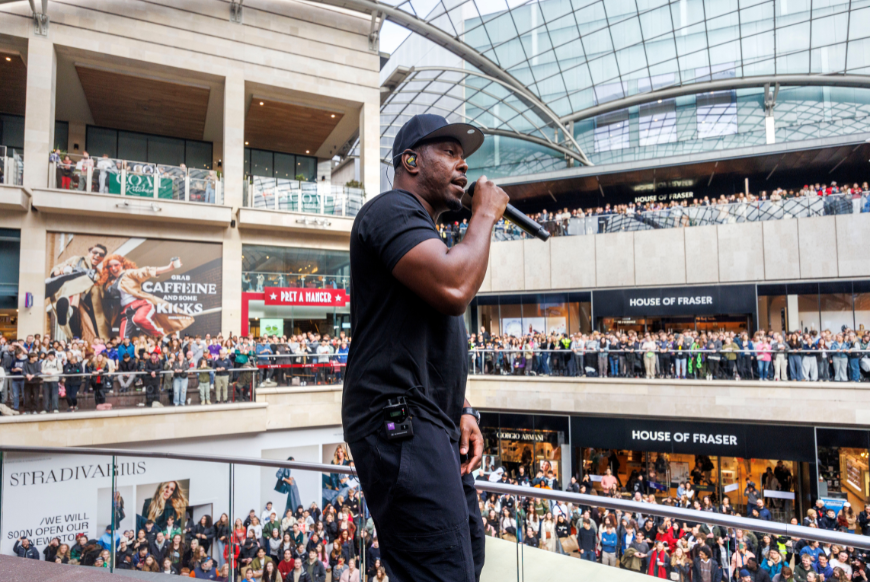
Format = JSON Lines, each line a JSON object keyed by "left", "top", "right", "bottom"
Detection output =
{"left": 48, "top": 154, "right": 223, "bottom": 205}
{"left": 244, "top": 177, "right": 364, "bottom": 218}
{"left": 2, "top": 446, "right": 869, "bottom": 582}
{"left": 0, "top": 145, "right": 23, "bottom": 186}
{"left": 481, "top": 192, "right": 870, "bottom": 244}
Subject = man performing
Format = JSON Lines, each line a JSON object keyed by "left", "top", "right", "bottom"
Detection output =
{"left": 342, "top": 114, "right": 509, "bottom": 582}
{"left": 46, "top": 243, "right": 111, "bottom": 342}
{"left": 99, "top": 255, "right": 194, "bottom": 338}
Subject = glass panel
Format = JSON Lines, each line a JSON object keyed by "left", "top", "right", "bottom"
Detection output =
{"left": 274, "top": 153, "right": 296, "bottom": 180}
{"left": 117, "top": 131, "right": 148, "bottom": 164}
{"left": 87, "top": 127, "right": 118, "bottom": 159}
{"left": 186, "top": 140, "right": 213, "bottom": 170}
{"left": 296, "top": 156, "right": 317, "bottom": 182}
{"left": 798, "top": 293, "right": 821, "bottom": 332}
{"left": 54, "top": 121, "right": 69, "bottom": 153}
{"left": 820, "top": 293, "right": 854, "bottom": 332}
{"left": 856, "top": 293, "right": 870, "bottom": 333}
{"left": 250, "top": 149, "right": 273, "bottom": 178}
{"left": 0, "top": 114, "right": 25, "bottom": 149}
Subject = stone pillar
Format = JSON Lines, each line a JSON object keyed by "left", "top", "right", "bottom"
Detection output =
{"left": 359, "top": 99, "right": 381, "bottom": 198}
{"left": 17, "top": 216, "right": 46, "bottom": 336}
{"left": 221, "top": 71, "right": 245, "bottom": 336}
{"left": 22, "top": 37, "right": 57, "bottom": 189}
{"left": 787, "top": 295, "right": 800, "bottom": 332}
{"left": 222, "top": 71, "right": 246, "bottom": 208}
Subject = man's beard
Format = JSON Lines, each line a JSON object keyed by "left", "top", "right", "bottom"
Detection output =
{"left": 446, "top": 195, "right": 463, "bottom": 212}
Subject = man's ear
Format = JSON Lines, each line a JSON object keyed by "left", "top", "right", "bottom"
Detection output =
{"left": 401, "top": 151, "right": 421, "bottom": 175}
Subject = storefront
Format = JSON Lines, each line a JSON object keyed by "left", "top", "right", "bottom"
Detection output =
{"left": 592, "top": 285, "right": 758, "bottom": 334}
{"left": 479, "top": 413, "right": 570, "bottom": 489}
{"left": 570, "top": 416, "right": 818, "bottom": 522}
{"left": 242, "top": 245, "right": 350, "bottom": 337}
{"left": 817, "top": 428, "right": 870, "bottom": 511}
{"left": 471, "top": 293, "right": 592, "bottom": 337}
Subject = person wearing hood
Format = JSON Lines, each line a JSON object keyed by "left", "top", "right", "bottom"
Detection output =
{"left": 41, "top": 350, "right": 63, "bottom": 413}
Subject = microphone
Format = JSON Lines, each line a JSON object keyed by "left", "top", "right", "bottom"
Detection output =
{"left": 466, "top": 180, "right": 550, "bottom": 241}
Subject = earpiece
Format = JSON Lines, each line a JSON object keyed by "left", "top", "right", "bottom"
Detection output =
{"left": 406, "top": 154, "right": 417, "bottom": 167}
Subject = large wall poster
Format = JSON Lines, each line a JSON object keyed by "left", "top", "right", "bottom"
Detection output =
{"left": 1, "top": 453, "right": 224, "bottom": 557}
{"left": 45, "top": 233, "right": 222, "bottom": 342}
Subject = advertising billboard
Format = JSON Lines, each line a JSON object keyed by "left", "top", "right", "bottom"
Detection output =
{"left": 45, "top": 233, "right": 222, "bottom": 341}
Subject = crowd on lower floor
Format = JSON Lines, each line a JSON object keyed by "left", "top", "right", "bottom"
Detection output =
{"left": 0, "top": 331, "right": 350, "bottom": 415}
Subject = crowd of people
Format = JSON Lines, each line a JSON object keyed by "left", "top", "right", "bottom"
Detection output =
{"left": 10, "top": 447, "right": 385, "bottom": 581}
{"left": 478, "top": 465, "right": 870, "bottom": 582}
{"left": 48, "top": 149, "right": 219, "bottom": 203}
{"left": 0, "top": 331, "right": 350, "bottom": 415}
{"left": 438, "top": 182, "right": 870, "bottom": 245}
{"left": 468, "top": 326, "right": 870, "bottom": 382}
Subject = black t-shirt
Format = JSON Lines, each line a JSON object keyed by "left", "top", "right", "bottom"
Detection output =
{"left": 342, "top": 189, "right": 468, "bottom": 443}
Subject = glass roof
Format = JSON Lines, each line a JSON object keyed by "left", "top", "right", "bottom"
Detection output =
{"left": 377, "top": 0, "right": 870, "bottom": 162}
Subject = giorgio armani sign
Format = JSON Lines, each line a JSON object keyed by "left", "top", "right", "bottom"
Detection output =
{"left": 592, "top": 284, "right": 756, "bottom": 318}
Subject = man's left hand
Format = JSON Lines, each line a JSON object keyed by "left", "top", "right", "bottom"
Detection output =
{"left": 459, "top": 415, "right": 483, "bottom": 475}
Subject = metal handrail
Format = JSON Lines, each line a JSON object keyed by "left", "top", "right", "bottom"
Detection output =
{"left": 1, "top": 445, "right": 867, "bottom": 550}
{"left": 476, "top": 481, "right": 870, "bottom": 550}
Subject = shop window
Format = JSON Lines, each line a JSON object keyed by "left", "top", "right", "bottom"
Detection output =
{"left": 478, "top": 304, "right": 500, "bottom": 336}
{"left": 820, "top": 293, "right": 854, "bottom": 332}
{"left": 854, "top": 293, "right": 870, "bottom": 333}
{"left": 758, "top": 295, "right": 788, "bottom": 334}
{"left": 798, "top": 294, "right": 820, "bottom": 333}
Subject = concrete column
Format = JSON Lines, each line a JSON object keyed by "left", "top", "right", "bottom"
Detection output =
{"left": 359, "top": 99, "right": 381, "bottom": 197}
{"left": 787, "top": 295, "right": 799, "bottom": 332}
{"left": 222, "top": 70, "right": 246, "bottom": 208}
{"left": 221, "top": 71, "right": 245, "bottom": 336}
{"left": 17, "top": 215, "right": 46, "bottom": 335}
{"left": 22, "top": 37, "right": 57, "bottom": 189}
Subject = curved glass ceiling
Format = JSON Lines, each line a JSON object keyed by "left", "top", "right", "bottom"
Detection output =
{"left": 376, "top": 0, "right": 870, "bottom": 162}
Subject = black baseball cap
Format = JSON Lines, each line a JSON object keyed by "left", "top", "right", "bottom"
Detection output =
{"left": 391, "top": 114, "right": 484, "bottom": 168}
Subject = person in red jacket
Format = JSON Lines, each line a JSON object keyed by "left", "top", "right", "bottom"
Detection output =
{"left": 655, "top": 523, "right": 680, "bottom": 553}
{"left": 277, "top": 549, "right": 295, "bottom": 581}
{"left": 647, "top": 540, "right": 669, "bottom": 578}
{"left": 223, "top": 539, "right": 240, "bottom": 571}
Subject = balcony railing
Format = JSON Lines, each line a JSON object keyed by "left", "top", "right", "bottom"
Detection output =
{"left": 0, "top": 444, "right": 867, "bottom": 582}
{"left": 48, "top": 153, "right": 223, "bottom": 205}
{"left": 242, "top": 272, "right": 350, "bottom": 292}
{"left": 243, "top": 176, "right": 364, "bottom": 217}
{"left": 0, "top": 146, "right": 23, "bottom": 186}
{"left": 491, "top": 192, "right": 870, "bottom": 242}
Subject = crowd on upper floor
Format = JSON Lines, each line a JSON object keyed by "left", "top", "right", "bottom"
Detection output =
{"left": 438, "top": 180, "right": 870, "bottom": 245}
{"left": 469, "top": 326, "right": 870, "bottom": 382}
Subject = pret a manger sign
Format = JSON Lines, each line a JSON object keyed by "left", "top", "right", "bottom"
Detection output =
{"left": 264, "top": 286, "right": 349, "bottom": 307}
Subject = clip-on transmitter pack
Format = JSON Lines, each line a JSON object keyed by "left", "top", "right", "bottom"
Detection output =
{"left": 383, "top": 396, "right": 414, "bottom": 440}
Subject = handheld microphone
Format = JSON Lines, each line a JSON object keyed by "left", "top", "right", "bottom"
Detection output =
{"left": 466, "top": 180, "right": 550, "bottom": 241}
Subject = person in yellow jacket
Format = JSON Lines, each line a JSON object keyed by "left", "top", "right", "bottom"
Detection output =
{"left": 99, "top": 254, "right": 194, "bottom": 338}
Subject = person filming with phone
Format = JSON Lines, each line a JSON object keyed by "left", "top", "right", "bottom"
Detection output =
{"left": 342, "top": 114, "right": 509, "bottom": 582}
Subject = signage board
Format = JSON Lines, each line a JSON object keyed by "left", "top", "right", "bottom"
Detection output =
{"left": 592, "top": 284, "right": 757, "bottom": 318}
{"left": 264, "top": 286, "right": 349, "bottom": 307}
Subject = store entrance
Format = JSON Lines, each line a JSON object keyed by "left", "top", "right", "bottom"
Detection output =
{"left": 599, "top": 314, "right": 751, "bottom": 334}
{"left": 579, "top": 448, "right": 807, "bottom": 523}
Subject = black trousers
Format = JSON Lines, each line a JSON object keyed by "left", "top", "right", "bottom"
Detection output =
{"left": 349, "top": 417, "right": 484, "bottom": 582}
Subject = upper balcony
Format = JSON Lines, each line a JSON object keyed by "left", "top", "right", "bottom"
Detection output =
{"left": 237, "top": 177, "right": 364, "bottom": 234}
{"left": 479, "top": 192, "right": 870, "bottom": 294}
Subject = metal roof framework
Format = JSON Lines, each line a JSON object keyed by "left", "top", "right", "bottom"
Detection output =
{"left": 312, "top": 0, "right": 870, "bottom": 166}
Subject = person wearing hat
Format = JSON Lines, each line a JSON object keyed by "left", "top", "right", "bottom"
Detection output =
{"left": 342, "top": 113, "right": 508, "bottom": 582}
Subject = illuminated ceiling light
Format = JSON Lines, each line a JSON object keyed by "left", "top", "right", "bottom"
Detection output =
{"left": 306, "top": 150, "right": 310, "bottom": 154}
{"left": 331, "top": 114, "right": 335, "bottom": 118}
{"left": 245, "top": 141, "right": 249, "bottom": 145}
{"left": 658, "top": 99, "right": 662, "bottom": 103}
{"left": 5, "top": 57, "right": 10, "bottom": 62}
{"left": 259, "top": 101, "right": 264, "bottom": 106}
